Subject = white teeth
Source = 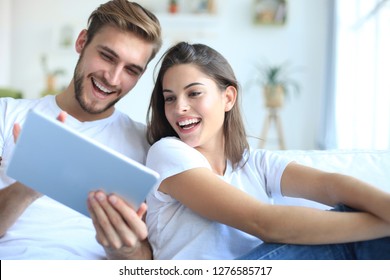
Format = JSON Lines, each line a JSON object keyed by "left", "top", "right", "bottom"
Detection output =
{"left": 92, "top": 78, "right": 112, "bottom": 93}
{"left": 179, "top": 119, "right": 199, "bottom": 126}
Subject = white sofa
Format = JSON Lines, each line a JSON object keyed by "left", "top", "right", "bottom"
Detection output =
{"left": 272, "top": 149, "right": 390, "bottom": 209}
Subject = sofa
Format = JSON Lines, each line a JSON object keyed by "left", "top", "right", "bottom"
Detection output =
{"left": 272, "top": 149, "right": 390, "bottom": 209}
{"left": 0, "top": 88, "right": 23, "bottom": 99}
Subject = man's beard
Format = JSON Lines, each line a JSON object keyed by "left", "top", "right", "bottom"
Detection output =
{"left": 73, "top": 55, "right": 120, "bottom": 115}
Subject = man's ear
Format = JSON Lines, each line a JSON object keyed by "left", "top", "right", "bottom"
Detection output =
{"left": 224, "top": 85, "right": 237, "bottom": 112}
{"left": 75, "top": 29, "right": 88, "bottom": 54}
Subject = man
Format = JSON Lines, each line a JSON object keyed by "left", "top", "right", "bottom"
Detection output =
{"left": 0, "top": 0, "right": 161, "bottom": 260}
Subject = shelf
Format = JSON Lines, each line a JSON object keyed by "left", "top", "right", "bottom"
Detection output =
{"left": 157, "top": 13, "right": 219, "bottom": 28}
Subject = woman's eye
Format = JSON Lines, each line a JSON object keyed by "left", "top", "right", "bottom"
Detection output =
{"left": 164, "top": 96, "right": 175, "bottom": 103}
{"left": 189, "top": 91, "right": 201, "bottom": 97}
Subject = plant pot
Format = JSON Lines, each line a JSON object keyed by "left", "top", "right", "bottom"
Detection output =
{"left": 169, "top": 0, "right": 178, "bottom": 13}
{"left": 263, "top": 84, "right": 284, "bottom": 108}
{"left": 41, "top": 74, "right": 59, "bottom": 97}
{"left": 46, "top": 74, "right": 56, "bottom": 92}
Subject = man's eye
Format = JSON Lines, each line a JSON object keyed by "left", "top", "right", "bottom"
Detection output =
{"left": 101, "top": 53, "right": 113, "bottom": 61}
{"left": 126, "top": 68, "right": 141, "bottom": 76}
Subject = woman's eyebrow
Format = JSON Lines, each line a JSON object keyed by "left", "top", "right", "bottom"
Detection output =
{"left": 162, "top": 89, "right": 173, "bottom": 94}
{"left": 162, "top": 82, "right": 205, "bottom": 94}
{"left": 184, "top": 82, "right": 204, "bottom": 89}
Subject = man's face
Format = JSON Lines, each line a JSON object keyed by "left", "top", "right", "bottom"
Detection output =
{"left": 73, "top": 25, "right": 154, "bottom": 117}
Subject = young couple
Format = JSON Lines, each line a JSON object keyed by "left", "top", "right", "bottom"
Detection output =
{"left": 1, "top": 0, "right": 389, "bottom": 260}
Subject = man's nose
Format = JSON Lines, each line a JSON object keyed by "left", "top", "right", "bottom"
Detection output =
{"left": 104, "top": 66, "right": 121, "bottom": 86}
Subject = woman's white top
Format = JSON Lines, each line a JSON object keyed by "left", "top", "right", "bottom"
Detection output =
{"left": 146, "top": 137, "right": 291, "bottom": 260}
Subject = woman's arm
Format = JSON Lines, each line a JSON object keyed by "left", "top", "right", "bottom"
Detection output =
{"left": 281, "top": 163, "right": 390, "bottom": 223}
{"left": 160, "top": 167, "right": 390, "bottom": 245}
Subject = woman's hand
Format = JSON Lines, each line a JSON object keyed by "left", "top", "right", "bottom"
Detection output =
{"left": 87, "top": 191, "right": 152, "bottom": 260}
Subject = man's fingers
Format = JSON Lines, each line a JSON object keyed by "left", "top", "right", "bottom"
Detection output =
{"left": 88, "top": 192, "right": 124, "bottom": 249}
{"left": 137, "top": 202, "right": 148, "bottom": 219}
{"left": 87, "top": 195, "right": 110, "bottom": 247}
{"left": 12, "top": 123, "right": 21, "bottom": 143}
{"left": 12, "top": 112, "right": 66, "bottom": 144}
{"left": 87, "top": 191, "right": 148, "bottom": 251}
{"left": 108, "top": 194, "right": 148, "bottom": 241}
{"left": 102, "top": 194, "right": 142, "bottom": 247}
{"left": 56, "top": 111, "right": 67, "bottom": 123}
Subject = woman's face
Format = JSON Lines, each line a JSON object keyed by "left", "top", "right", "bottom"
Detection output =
{"left": 162, "top": 64, "right": 235, "bottom": 150}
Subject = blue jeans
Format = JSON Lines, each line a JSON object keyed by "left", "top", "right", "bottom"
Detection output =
{"left": 238, "top": 204, "right": 390, "bottom": 260}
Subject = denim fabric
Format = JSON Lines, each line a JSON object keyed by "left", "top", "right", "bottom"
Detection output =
{"left": 237, "top": 204, "right": 390, "bottom": 260}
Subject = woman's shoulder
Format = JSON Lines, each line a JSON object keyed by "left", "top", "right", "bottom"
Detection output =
{"left": 146, "top": 137, "right": 210, "bottom": 176}
{"left": 149, "top": 137, "right": 194, "bottom": 156}
{"left": 151, "top": 136, "right": 183, "bottom": 147}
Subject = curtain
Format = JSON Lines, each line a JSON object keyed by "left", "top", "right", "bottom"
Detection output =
{"left": 323, "top": 0, "right": 390, "bottom": 149}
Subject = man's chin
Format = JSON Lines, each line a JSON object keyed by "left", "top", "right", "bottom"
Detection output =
{"left": 85, "top": 100, "right": 119, "bottom": 115}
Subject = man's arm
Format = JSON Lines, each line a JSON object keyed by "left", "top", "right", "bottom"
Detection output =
{"left": 104, "top": 238, "right": 152, "bottom": 260}
{"left": 0, "top": 182, "right": 41, "bottom": 237}
{"left": 0, "top": 113, "right": 67, "bottom": 237}
{"left": 0, "top": 121, "right": 42, "bottom": 236}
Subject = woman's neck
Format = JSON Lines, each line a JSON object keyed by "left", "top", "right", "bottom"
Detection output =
{"left": 196, "top": 138, "right": 226, "bottom": 176}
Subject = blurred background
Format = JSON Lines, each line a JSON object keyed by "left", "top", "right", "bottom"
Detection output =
{"left": 0, "top": 0, "right": 389, "bottom": 150}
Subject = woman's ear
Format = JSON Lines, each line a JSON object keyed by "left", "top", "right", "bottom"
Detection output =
{"left": 224, "top": 85, "right": 237, "bottom": 112}
{"left": 75, "top": 29, "right": 88, "bottom": 54}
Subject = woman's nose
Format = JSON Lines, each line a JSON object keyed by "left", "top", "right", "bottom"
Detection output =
{"left": 176, "top": 98, "right": 190, "bottom": 113}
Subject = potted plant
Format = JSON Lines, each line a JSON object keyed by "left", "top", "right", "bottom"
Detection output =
{"left": 253, "top": 62, "right": 301, "bottom": 108}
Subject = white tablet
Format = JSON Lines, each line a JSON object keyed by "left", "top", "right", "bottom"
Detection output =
{"left": 6, "top": 109, "right": 159, "bottom": 217}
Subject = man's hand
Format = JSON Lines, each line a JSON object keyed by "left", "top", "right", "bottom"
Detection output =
{"left": 87, "top": 191, "right": 152, "bottom": 259}
{"left": 13, "top": 111, "right": 68, "bottom": 143}
{"left": 12, "top": 123, "right": 21, "bottom": 143}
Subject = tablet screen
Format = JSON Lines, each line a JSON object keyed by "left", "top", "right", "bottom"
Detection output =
{"left": 6, "top": 109, "right": 159, "bottom": 217}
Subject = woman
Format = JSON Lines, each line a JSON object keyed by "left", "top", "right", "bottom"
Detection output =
{"left": 144, "top": 41, "right": 390, "bottom": 260}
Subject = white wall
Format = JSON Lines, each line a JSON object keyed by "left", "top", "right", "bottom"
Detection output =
{"left": 0, "top": 0, "right": 11, "bottom": 86}
{"left": 4, "top": 0, "right": 330, "bottom": 150}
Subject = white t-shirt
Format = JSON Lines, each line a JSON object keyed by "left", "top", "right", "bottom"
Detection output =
{"left": 146, "top": 137, "right": 291, "bottom": 260}
{"left": 0, "top": 95, "right": 149, "bottom": 259}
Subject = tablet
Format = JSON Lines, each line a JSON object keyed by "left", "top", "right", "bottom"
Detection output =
{"left": 6, "top": 109, "right": 159, "bottom": 217}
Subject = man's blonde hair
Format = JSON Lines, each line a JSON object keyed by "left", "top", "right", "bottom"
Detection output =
{"left": 86, "top": 0, "right": 162, "bottom": 62}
